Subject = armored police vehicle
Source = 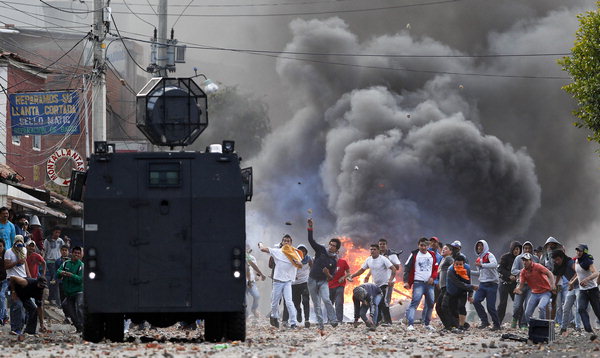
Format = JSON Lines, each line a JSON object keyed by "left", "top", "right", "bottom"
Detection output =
{"left": 69, "top": 78, "right": 252, "bottom": 343}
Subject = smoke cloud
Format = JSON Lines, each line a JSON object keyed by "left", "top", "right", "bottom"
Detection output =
{"left": 247, "top": 3, "right": 600, "bottom": 253}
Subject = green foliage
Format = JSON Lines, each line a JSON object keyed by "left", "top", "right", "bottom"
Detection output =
{"left": 559, "top": 5, "right": 600, "bottom": 144}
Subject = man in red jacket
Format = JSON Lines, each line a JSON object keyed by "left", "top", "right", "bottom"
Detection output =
{"left": 403, "top": 237, "right": 439, "bottom": 331}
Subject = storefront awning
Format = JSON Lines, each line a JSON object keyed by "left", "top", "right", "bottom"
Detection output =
{"left": 11, "top": 198, "right": 67, "bottom": 219}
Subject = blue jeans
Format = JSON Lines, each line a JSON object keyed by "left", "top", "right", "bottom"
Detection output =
{"left": 246, "top": 282, "right": 260, "bottom": 315}
{"left": 406, "top": 281, "right": 435, "bottom": 326}
{"left": 473, "top": 282, "right": 500, "bottom": 326}
{"left": 524, "top": 291, "right": 551, "bottom": 324}
{"left": 329, "top": 286, "right": 345, "bottom": 323}
{"left": 271, "top": 280, "right": 297, "bottom": 325}
{"left": 0, "top": 279, "right": 8, "bottom": 321}
{"left": 512, "top": 284, "right": 531, "bottom": 325}
{"left": 354, "top": 294, "right": 382, "bottom": 325}
{"left": 46, "top": 262, "right": 60, "bottom": 306}
{"left": 554, "top": 279, "right": 568, "bottom": 325}
{"left": 9, "top": 293, "right": 29, "bottom": 333}
{"left": 308, "top": 278, "right": 337, "bottom": 327}
{"left": 561, "top": 287, "right": 582, "bottom": 331}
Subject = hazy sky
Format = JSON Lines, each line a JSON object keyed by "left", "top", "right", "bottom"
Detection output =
{"left": 3, "top": 0, "right": 600, "bottom": 255}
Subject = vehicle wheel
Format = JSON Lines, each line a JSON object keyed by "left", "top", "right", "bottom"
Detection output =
{"left": 83, "top": 311, "right": 104, "bottom": 343}
{"left": 104, "top": 313, "right": 125, "bottom": 342}
{"left": 224, "top": 311, "right": 246, "bottom": 341}
{"left": 204, "top": 313, "right": 224, "bottom": 342}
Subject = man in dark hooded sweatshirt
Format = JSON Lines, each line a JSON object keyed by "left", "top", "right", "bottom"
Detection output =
{"left": 551, "top": 249, "right": 580, "bottom": 336}
{"left": 496, "top": 241, "right": 522, "bottom": 325}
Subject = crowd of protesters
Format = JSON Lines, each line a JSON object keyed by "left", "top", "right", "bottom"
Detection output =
{"left": 250, "top": 219, "right": 600, "bottom": 341}
{"left": 0, "top": 207, "right": 84, "bottom": 338}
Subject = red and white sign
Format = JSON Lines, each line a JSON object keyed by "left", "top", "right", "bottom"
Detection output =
{"left": 46, "top": 148, "right": 85, "bottom": 186}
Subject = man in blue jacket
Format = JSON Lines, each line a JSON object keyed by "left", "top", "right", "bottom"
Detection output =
{"left": 307, "top": 219, "right": 341, "bottom": 330}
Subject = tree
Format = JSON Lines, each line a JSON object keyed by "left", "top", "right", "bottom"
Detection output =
{"left": 559, "top": 6, "right": 600, "bottom": 145}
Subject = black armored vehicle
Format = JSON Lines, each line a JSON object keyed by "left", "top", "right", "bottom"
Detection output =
{"left": 70, "top": 78, "right": 252, "bottom": 343}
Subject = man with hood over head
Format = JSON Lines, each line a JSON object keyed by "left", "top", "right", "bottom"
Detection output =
{"left": 542, "top": 236, "right": 566, "bottom": 324}
{"left": 497, "top": 241, "right": 522, "bottom": 325}
{"left": 511, "top": 241, "right": 538, "bottom": 328}
{"left": 471, "top": 239, "right": 501, "bottom": 331}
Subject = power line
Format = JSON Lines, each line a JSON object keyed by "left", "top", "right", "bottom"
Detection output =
{"left": 38, "top": 0, "right": 97, "bottom": 14}
{"left": 113, "top": 32, "right": 569, "bottom": 80}
{"left": 172, "top": 0, "right": 194, "bottom": 28}
{"left": 109, "top": 14, "right": 149, "bottom": 73}
{"left": 122, "top": 0, "right": 156, "bottom": 29}
{"left": 109, "top": 0, "right": 465, "bottom": 17}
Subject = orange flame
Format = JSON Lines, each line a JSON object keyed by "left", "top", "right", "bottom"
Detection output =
{"left": 338, "top": 236, "right": 412, "bottom": 305}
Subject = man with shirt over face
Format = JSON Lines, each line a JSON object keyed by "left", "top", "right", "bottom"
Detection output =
{"left": 403, "top": 237, "right": 438, "bottom": 331}
{"left": 258, "top": 235, "right": 301, "bottom": 329}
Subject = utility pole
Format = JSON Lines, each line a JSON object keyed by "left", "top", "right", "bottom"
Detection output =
{"left": 92, "top": 0, "right": 108, "bottom": 142}
{"left": 157, "top": 0, "right": 168, "bottom": 77}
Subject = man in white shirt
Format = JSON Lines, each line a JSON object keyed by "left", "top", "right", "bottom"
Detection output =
{"left": 348, "top": 244, "right": 397, "bottom": 327}
{"left": 258, "top": 235, "right": 301, "bottom": 329}
{"left": 403, "top": 237, "right": 439, "bottom": 331}
{"left": 4, "top": 235, "right": 30, "bottom": 335}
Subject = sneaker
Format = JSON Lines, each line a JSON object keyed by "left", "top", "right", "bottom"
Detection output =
{"left": 304, "top": 321, "right": 310, "bottom": 328}
{"left": 591, "top": 334, "right": 598, "bottom": 342}
{"left": 318, "top": 324, "right": 324, "bottom": 330}
{"left": 510, "top": 318, "right": 518, "bottom": 329}
{"left": 10, "top": 330, "right": 22, "bottom": 336}
{"left": 425, "top": 325, "right": 436, "bottom": 332}
{"left": 282, "top": 321, "right": 289, "bottom": 328}
{"left": 331, "top": 322, "right": 338, "bottom": 328}
{"left": 462, "top": 322, "right": 470, "bottom": 329}
{"left": 477, "top": 323, "right": 490, "bottom": 329}
{"left": 289, "top": 324, "right": 298, "bottom": 329}
{"left": 269, "top": 316, "right": 279, "bottom": 328}
{"left": 353, "top": 320, "right": 360, "bottom": 328}
{"left": 490, "top": 325, "right": 501, "bottom": 331}
{"left": 368, "top": 326, "right": 377, "bottom": 332}
{"left": 451, "top": 328, "right": 464, "bottom": 334}
{"left": 381, "top": 322, "right": 392, "bottom": 327}
{"left": 407, "top": 325, "right": 415, "bottom": 331}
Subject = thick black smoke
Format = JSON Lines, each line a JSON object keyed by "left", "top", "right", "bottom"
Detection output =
{"left": 247, "top": 3, "right": 600, "bottom": 253}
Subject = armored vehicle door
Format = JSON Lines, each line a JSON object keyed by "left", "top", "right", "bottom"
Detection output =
{"left": 136, "top": 159, "right": 192, "bottom": 308}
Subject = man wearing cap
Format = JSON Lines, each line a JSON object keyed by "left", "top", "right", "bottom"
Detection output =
{"left": 569, "top": 244, "right": 600, "bottom": 340}
{"left": 352, "top": 282, "right": 382, "bottom": 330}
{"left": 449, "top": 240, "right": 469, "bottom": 329}
{"left": 8, "top": 275, "right": 47, "bottom": 336}
{"left": 15, "top": 215, "right": 30, "bottom": 241}
{"left": 514, "top": 252, "right": 555, "bottom": 325}
{"left": 510, "top": 241, "right": 538, "bottom": 328}
{"left": 0, "top": 207, "right": 16, "bottom": 250}
{"left": 5, "top": 235, "right": 30, "bottom": 335}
